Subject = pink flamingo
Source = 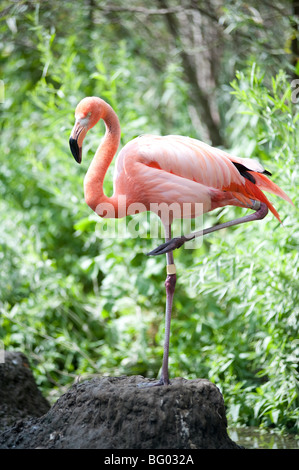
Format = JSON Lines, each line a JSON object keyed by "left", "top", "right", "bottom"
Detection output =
{"left": 69, "top": 96, "right": 292, "bottom": 386}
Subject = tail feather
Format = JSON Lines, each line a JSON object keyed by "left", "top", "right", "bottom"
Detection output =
{"left": 243, "top": 178, "right": 282, "bottom": 222}
{"left": 252, "top": 173, "right": 294, "bottom": 205}
{"left": 227, "top": 159, "right": 293, "bottom": 223}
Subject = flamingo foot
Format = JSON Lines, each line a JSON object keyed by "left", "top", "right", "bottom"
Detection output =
{"left": 147, "top": 236, "right": 188, "bottom": 256}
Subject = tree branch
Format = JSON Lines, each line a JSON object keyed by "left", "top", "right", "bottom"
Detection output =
{"left": 156, "top": 0, "right": 223, "bottom": 145}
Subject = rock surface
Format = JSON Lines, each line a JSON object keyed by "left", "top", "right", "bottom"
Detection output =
{"left": 0, "top": 351, "right": 50, "bottom": 431}
{"left": 0, "top": 351, "right": 240, "bottom": 449}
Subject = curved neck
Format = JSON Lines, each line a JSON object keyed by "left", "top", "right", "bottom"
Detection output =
{"left": 84, "top": 102, "right": 121, "bottom": 214}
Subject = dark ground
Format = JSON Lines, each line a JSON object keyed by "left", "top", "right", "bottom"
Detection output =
{"left": 0, "top": 351, "right": 240, "bottom": 449}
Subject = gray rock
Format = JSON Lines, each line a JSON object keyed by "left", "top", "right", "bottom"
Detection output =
{"left": 0, "top": 364, "right": 240, "bottom": 449}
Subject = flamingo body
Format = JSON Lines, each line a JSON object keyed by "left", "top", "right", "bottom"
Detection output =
{"left": 113, "top": 134, "right": 291, "bottom": 222}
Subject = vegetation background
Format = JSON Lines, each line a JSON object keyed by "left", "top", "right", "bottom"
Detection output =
{"left": 0, "top": 0, "right": 298, "bottom": 434}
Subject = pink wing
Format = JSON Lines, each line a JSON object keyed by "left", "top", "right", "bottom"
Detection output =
{"left": 114, "top": 135, "right": 244, "bottom": 211}
{"left": 136, "top": 135, "right": 245, "bottom": 189}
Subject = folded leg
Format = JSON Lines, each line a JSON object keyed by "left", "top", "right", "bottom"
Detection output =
{"left": 148, "top": 202, "right": 268, "bottom": 256}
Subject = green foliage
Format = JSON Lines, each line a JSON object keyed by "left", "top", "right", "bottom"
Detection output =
{"left": 0, "top": 2, "right": 298, "bottom": 433}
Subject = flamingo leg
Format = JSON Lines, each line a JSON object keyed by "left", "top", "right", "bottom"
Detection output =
{"left": 160, "top": 225, "right": 176, "bottom": 385}
{"left": 148, "top": 202, "right": 269, "bottom": 256}
{"left": 138, "top": 224, "right": 176, "bottom": 387}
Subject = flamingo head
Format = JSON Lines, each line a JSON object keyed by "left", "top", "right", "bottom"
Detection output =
{"left": 69, "top": 97, "right": 104, "bottom": 164}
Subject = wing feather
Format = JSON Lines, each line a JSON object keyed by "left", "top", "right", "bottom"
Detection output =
{"left": 136, "top": 135, "right": 244, "bottom": 190}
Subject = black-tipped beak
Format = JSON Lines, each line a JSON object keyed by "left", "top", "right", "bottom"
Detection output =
{"left": 69, "top": 137, "right": 82, "bottom": 164}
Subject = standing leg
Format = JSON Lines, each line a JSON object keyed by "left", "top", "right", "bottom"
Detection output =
{"left": 138, "top": 224, "right": 176, "bottom": 387}
{"left": 160, "top": 224, "right": 176, "bottom": 385}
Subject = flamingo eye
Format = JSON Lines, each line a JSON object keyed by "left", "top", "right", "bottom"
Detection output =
{"left": 77, "top": 112, "right": 92, "bottom": 127}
